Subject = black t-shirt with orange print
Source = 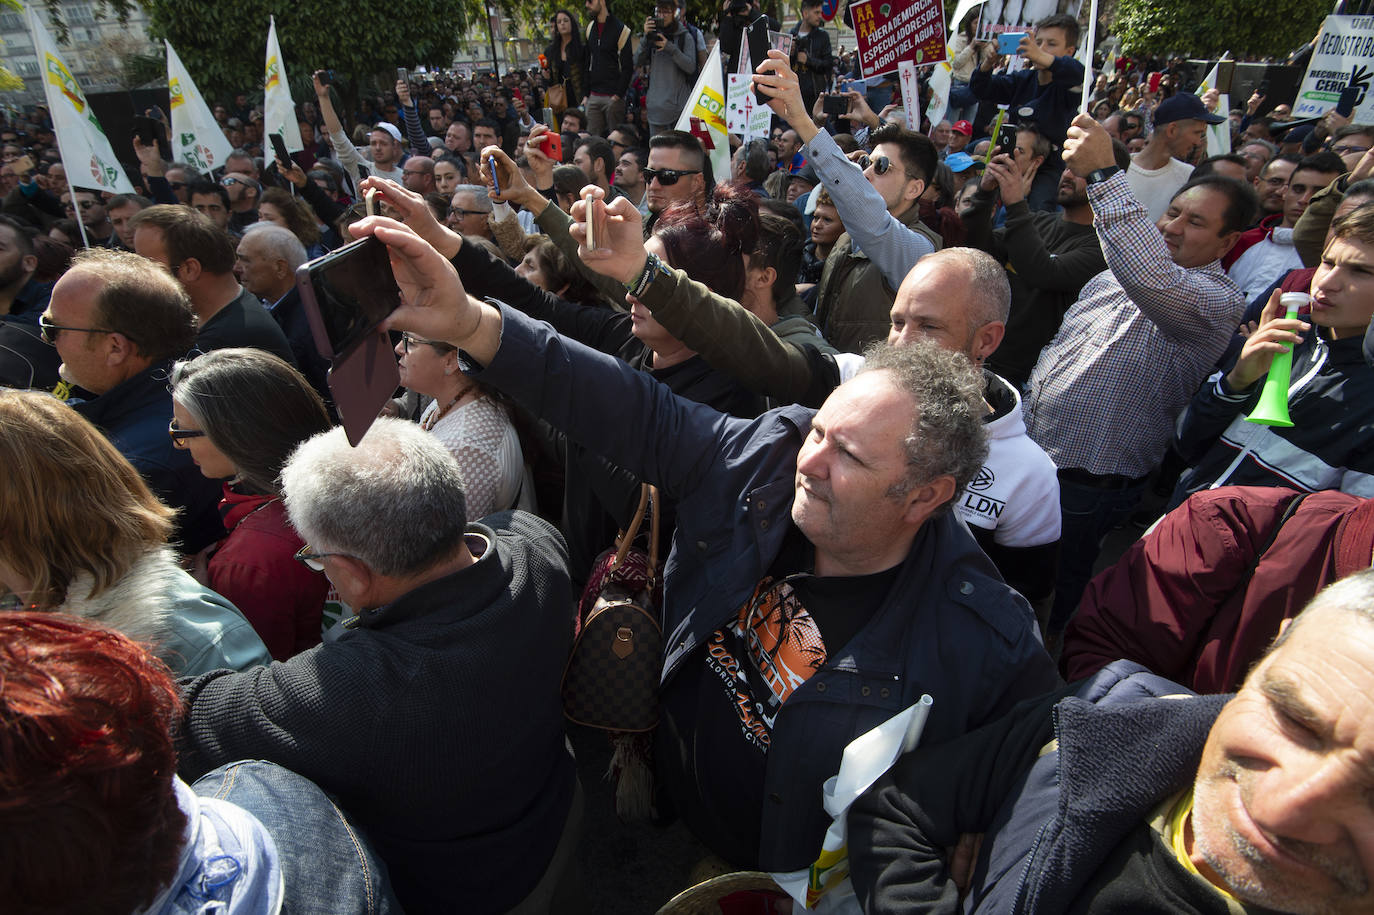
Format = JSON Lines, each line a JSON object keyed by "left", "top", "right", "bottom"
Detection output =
{"left": 657, "top": 522, "right": 898, "bottom": 867}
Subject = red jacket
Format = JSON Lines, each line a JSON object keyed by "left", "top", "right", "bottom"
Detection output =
{"left": 209, "top": 485, "right": 327, "bottom": 661}
{"left": 1061, "top": 486, "right": 1374, "bottom": 693}
{"left": 1222, "top": 212, "right": 1282, "bottom": 271}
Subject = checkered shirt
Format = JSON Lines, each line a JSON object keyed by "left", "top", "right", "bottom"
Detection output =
{"left": 1023, "top": 171, "right": 1245, "bottom": 478}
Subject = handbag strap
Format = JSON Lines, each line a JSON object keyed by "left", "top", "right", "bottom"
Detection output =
{"left": 1221, "top": 490, "right": 1311, "bottom": 609}
{"left": 610, "top": 484, "right": 662, "bottom": 581}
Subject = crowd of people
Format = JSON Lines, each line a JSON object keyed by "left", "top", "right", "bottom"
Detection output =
{"left": 3, "top": 1, "right": 1374, "bottom": 912}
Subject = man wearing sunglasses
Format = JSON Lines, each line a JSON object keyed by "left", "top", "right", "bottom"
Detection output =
{"left": 220, "top": 172, "right": 262, "bottom": 235}
{"left": 59, "top": 188, "right": 115, "bottom": 247}
{"left": 754, "top": 51, "right": 941, "bottom": 353}
{"left": 41, "top": 248, "right": 224, "bottom": 553}
{"left": 644, "top": 129, "right": 709, "bottom": 218}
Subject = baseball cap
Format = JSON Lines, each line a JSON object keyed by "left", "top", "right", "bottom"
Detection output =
{"left": 945, "top": 152, "right": 976, "bottom": 173}
{"left": 373, "top": 122, "right": 404, "bottom": 142}
{"left": 951, "top": 120, "right": 974, "bottom": 136}
{"left": 1152, "top": 94, "right": 1226, "bottom": 128}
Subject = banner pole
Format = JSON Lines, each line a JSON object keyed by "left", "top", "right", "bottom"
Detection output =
{"left": 1080, "top": 0, "right": 1100, "bottom": 114}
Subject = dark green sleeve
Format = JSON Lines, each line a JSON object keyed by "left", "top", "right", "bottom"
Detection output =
{"left": 534, "top": 197, "right": 633, "bottom": 310}
{"left": 1293, "top": 174, "right": 1344, "bottom": 268}
{"left": 639, "top": 265, "right": 839, "bottom": 408}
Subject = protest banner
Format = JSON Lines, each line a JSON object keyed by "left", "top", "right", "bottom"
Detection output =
{"left": 1294, "top": 15, "right": 1374, "bottom": 120}
{"left": 1196, "top": 59, "right": 1231, "bottom": 156}
{"left": 851, "top": 0, "right": 947, "bottom": 78}
{"left": 264, "top": 16, "right": 305, "bottom": 153}
{"left": 675, "top": 41, "right": 730, "bottom": 184}
{"left": 726, "top": 74, "right": 772, "bottom": 139}
{"left": 898, "top": 60, "right": 921, "bottom": 128}
{"left": 974, "top": 0, "right": 1082, "bottom": 41}
{"left": 27, "top": 3, "right": 135, "bottom": 218}
{"left": 167, "top": 41, "right": 233, "bottom": 175}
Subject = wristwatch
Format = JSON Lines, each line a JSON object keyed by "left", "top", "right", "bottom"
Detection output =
{"left": 1085, "top": 165, "right": 1123, "bottom": 185}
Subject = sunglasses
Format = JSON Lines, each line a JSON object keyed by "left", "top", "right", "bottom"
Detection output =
{"left": 857, "top": 154, "right": 909, "bottom": 179}
{"left": 642, "top": 167, "right": 701, "bottom": 186}
{"left": 38, "top": 313, "right": 113, "bottom": 346}
{"left": 167, "top": 420, "right": 206, "bottom": 448}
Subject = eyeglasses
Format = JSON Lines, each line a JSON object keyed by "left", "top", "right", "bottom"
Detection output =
{"left": 168, "top": 420, "right": 207, "bottom": 448}
{"left": 38, "top": 313, "right": 113, "bottom": 345}
{"left": 1330, "top": 143, "right": 1371, "bottom": 157}
{"left": 221, "top": 176, "right": 257, "bottom": 189}
{"left": 294, "top": 544, "right": 350, "bottom": 571}
{"left": 642, "top": 167, "right": 701, "bottom": 186}
{"left": 449, "top": 207, "right": 488, "bottom": 218}
{"left": 400, "top": 332, "right": 455, "bottom": 352}
{"left": 168, "top": 181, "right": 187, "bottom": 191}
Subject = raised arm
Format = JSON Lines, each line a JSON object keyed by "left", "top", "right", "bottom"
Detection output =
{"left": 755, "top": 50, "right": 934, "bottom": 289}
{"left": 1065, "top": 114, "right": 1242, "bottom": 345}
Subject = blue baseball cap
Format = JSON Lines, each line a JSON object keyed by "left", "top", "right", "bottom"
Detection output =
{"left": 946, "top": 152, "right": 977, "bottom": 173}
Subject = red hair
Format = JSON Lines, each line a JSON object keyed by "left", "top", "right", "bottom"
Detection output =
{"left": 0, "top": 613, "right": 187, "bottom": 914}
{"left": 654, "top": 180, "right": 760, "bottom": 301}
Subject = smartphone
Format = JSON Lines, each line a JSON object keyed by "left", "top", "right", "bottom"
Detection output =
{"left": 823, "top": 94, "right": 848, "bottom": 117}
{"left": 541, "top": 106, "right": 555, "bottom": 127}
{"left": 648, "top": 16, "right": 662, "bottom": 41}
{"left": 537, "top": 131, "right": 563, "bottom": 161}
{"left": 1148, "top": 71, "right": 1163, "bottom": 94}
{"left": 488, "top": 156, "right": 501, "bottom": 195}
{"left": 316, "top": 69, "right": 334, "bottom": 87}
{"left": 583, "top": 190, "right": 597, "bottom": 250}
{"left": 1337, "top": 85, "right": 1360, "bottom": 118}
{"left": 397, "top": 67, "right": 410, "bottom": 84}
{"left": 131, "top": 115, "right": 161, "bottom": 147}
{"left": 747, "top": 17, "right": 772, "bottom": 103}
{"left": 295, "top": 236, "right": 404, "bottom": 445}
{"left": 269, "top": 133, "right": 291, "bottom": 165}
{"left": 997, "top": 31, "right": 1026, "bottom": 55}
{"left": 512, "top": 87, "right": 523, "bottom": 102}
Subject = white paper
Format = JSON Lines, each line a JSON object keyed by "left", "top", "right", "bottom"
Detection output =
{"left": 773, "top": 695, "right": 934, "bottom": 910}
{"left": 899, "top": 60, "right": 921, "bottom": 129}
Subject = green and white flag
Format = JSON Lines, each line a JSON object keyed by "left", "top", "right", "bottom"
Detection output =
{"left": 675, "top": 41, "right": 730, "bottom": 186}
{"left": 28, "top": 4, "right": 134, "bottom": 194}
{"left": 167, "top": 41, "right": 233, "bottom": 174}
{"left": 1196, "top": 60, "right": 1231, "bottom": 157}
{"left": 263, "top": 16, "right": 304, "bottom": 152}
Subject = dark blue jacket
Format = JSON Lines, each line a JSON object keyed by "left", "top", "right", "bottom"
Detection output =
{"left": 850, "top": 661, "right": 1230, "bottom": 913}
{"left": 969, "top": 55, "right": 1085, "bottom": 151}
{"left": 70, "top": 363, "right": 226, "bottom": 553}
{"left": 476, "top": 305, "right": 1058, "bottom": 870}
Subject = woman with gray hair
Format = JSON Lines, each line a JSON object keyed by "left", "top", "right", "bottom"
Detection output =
{"left": 169, "top": 348, "right": 334, "bottom": 660}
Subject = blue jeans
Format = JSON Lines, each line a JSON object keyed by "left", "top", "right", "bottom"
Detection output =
{"left": 192, "top": 761, "right": 403, "bottom": 915}
{"left": 1048, "top": 476, "right": 1147, "bottom": 637}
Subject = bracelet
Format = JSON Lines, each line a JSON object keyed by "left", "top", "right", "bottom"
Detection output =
{"left": 624, "top": 252, "right": 666, "bottom": 298}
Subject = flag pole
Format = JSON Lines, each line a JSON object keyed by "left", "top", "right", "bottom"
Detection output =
{"left": 1079, "top": 0, "right": 1099, "bottom": 114}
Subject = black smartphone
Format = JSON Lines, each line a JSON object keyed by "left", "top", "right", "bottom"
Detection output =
{"left": 747, "top": 17, "right": 772, "bottom": 104}
{"left": 269, "top": 132, "right": 291, "bottom": 165}
{"left": 823, "top": 94, "right": 848, "bottom": 117}
{"left": 1338, "top": 86, "right": 1361, "bottom": 118}
{"left": 296, "top": 236, "right": 403, "bottom": 360}
{"left": 316, "top": 69, "right": 334, "bottom": 86}
{"left": 397, "top": 67, "right": 410, "bottom": 84}
{"left": 296, "top": 236, "right": 404, "bottom": 445}
{"left": 131, "top": 115, "right": 160, "bottom": 147}
{"left": 648, "top": 16, "right": 663, "bottom": 41}
{"left": 489, "top": 155, "right": 501, "bottom": 195}
{"left": 996, "top": 129, "right": 1016, "bottom": 157}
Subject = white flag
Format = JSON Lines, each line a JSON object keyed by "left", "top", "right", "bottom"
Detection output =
{"left": 27, "top": 5, "right": 134, "bottom": 194}
{"left": 1196, "top": 60, "right": 1231, "bottom": 157}
{"left": 674, "top": 41, "right": 730, "bottom": 187}
{"left": 263, "top": 16, "right": 304, "bottom": 153}
{"left": 167, "top": 41, "right": 233, "bottom": 174}
{"left": 924, "top": 61, "right": 952, "bottom": 130}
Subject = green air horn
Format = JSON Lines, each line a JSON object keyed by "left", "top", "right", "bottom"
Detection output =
{"left": 1246, "top": 292, "right": 1307, "bottom": 428}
